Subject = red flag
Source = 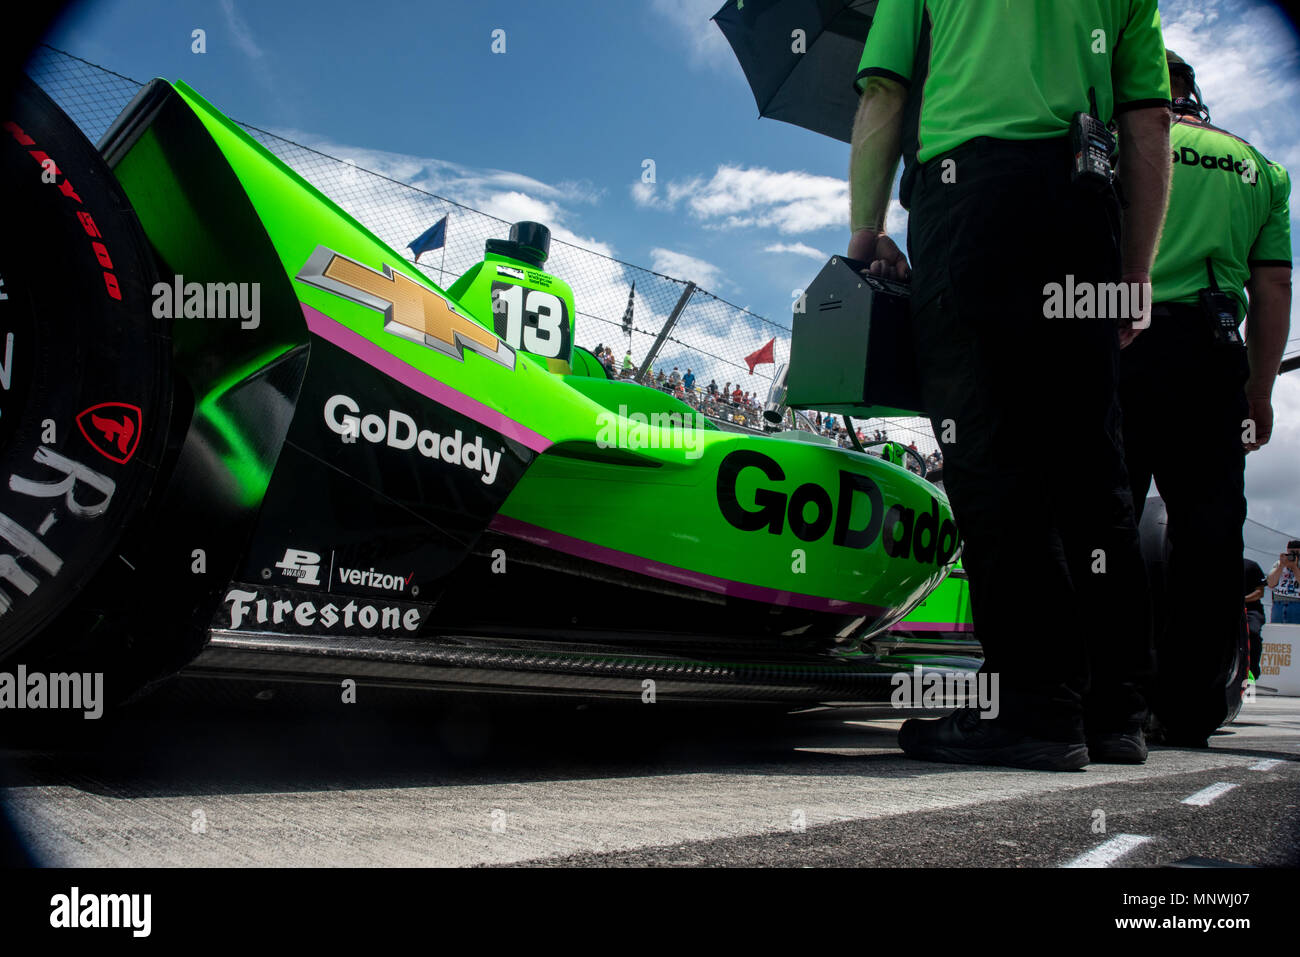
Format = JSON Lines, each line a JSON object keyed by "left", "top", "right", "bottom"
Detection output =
{"left": 744, "top": 337, "right": 775, "bottom": 374}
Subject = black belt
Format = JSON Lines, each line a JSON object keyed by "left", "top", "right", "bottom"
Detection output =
{"left": 916, "top": 135, "right": 1073, "bottom": 189}
{"left": 1150, "top": 301, "right": 1241, "bottom": 322}
{"left": 1149, "top": 302, "right": 1201, "bottom": 320}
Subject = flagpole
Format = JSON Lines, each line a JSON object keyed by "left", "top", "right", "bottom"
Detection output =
{"left": 439, "top": 215, "right": 448, "bottom": 287}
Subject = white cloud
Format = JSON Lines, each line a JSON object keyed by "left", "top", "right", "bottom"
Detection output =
{"left": 1161, "top": 0, "right": 1298, "bottom": 127}
{"left": 219, "top": 0, "right": 291, "bottom": 118}
{"left": 276, "top": 131, "right": 598, "bottom": 214}
{"left": 630, "top": 180, "right": 670, "bottom": 209}
{"left": 649, "top": 0, "right": 735, "bottom": 70}
{"left": 1246, "top": 371, "right": 1300, "bottom": 537}
{"left": 219, "top": 0, "right": 264, "bottom": 60}
{"left": 650, "top": 247, "right": 723, "bottom": 288}
{"left": 475, "top": 191, "right": 562, "bottom": 231}
{"left": 247, "top": 127, "right": 664, "bottom": 363}
{"left": 885, "top": 199, "right": 908, "bottom": 236}
{"left": 643, "top": 165, "right": 848, "bottom": 234}
{"left": 764, "top": 242, "right": 826, "bottom": 260}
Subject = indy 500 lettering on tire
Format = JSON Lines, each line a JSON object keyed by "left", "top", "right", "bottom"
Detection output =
{"left": 0, "top": 76, "right": 170, "bottom": 666}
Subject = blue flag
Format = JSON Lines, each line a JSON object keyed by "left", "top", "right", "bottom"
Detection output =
{"left": 409, "top": 215, "right": 448, "bottom": 261}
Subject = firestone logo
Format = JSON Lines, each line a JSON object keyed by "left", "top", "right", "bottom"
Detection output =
{"left": 223, "top": 588, "right": 424, "bottom": 633}
{"left": 76, "top": 402, "right": 142, "bottom": 465}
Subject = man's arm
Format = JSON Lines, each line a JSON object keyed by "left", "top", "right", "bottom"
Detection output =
{"left": 1243, "top": 264, "right": 1292, "bottom": 450}
{"left": 1267, "top": 560, "right": 1284, "bottom": 588}
{"left": 1245, "top": 587, "right": 1265, "bottom": 603}
{"left": 847, "top": 76, "right": 909, "bottom": 279}
{"left": 1115, "top": 106, "right": 1172, "bottom": 345}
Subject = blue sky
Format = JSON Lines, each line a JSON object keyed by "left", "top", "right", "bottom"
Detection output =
{"left": 44, "top": 0, "right": 850, "bottom": 304}
{"left": 41, "top": 0, "right": 1300, "bottom": 540}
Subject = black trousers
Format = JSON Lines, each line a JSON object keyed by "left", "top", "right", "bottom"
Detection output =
{"left": 907, "top": 137, "right": 1152, "bottom": 742}
{"left": 1246, "top": 608, "right": 1264, "bottom": 679}
{"left": 1120, "top": 304, "right": 1248, "bottom": 736}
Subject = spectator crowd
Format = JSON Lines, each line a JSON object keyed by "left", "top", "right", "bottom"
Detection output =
{"left": 583, "top": 344, "right": 942, "bottom": 474}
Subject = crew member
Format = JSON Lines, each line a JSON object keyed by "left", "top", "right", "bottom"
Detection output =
{"left": 1119, "top": 52, "right": 1292, "bottom": 746}
{"left": 849, "top": 1, "right": 1171, "bottom": 769}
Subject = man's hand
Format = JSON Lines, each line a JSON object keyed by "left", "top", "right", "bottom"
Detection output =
{"left": 1245, "top": 265, "right": 1291, "bottom": 441}
{"left": 1117, "top": 273, "right": 1152, "bottom": 348}
{"left": 849, "top": 75, "right": 906, "bottom": 273}
{"left": 847, "top": 228, "right": 910, "bottom": 281}
{"left": 1245, "top": 391, "right": 1273, "bottom": 452}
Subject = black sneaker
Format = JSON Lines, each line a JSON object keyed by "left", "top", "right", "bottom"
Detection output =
{"left": 899, "top": 708, "right": 1089, "bottom": 771}
{"left": 1086, "top": 729, "right": 1147, "bottom": 764}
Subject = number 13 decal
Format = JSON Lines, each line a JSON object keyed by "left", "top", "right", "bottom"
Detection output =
{"left": 491, "top": 282, "right": 571, "bottom": 360}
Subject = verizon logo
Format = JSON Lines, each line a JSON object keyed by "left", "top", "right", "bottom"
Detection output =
{"left": 337, "top": 565, "right": 413, "bottom": 594}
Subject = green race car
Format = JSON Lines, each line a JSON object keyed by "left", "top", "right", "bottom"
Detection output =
{"left": 0, "top": 74, "right": 962, "bottom": 705}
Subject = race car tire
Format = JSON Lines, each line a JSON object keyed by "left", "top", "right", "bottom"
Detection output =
{"left": 1137, "top": 496, "right": 1242, "bottom": 731}
{"left": 1222, "top": 612, "right": 1250, "bottom": 726}
{"left": 0, "top": 75, "right": 172, "bottom": 664}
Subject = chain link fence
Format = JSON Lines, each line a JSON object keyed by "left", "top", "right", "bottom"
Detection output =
{"left": 24, "top": 44, "right": 941, "bottom": 456}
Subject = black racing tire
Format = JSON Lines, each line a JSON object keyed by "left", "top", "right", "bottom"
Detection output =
{"left": 1222, "top": 612, "right": 1250, "bottom": 726}
{"left": 0, "top": 75, "right": 171, "bottom": 664}
{"left": 1138, "top": 496, "right": 1244, "bottom": 731}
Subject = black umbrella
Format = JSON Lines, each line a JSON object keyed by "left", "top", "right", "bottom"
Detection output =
{"left": 712, "top": 0, "right": 879, "bottom": 143}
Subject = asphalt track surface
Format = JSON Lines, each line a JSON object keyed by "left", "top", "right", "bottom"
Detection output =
{"left": 1, "top": 679, "right": 1296, "bottom": 868}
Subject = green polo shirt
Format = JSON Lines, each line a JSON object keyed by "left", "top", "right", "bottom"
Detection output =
{"left": 856, "top": 0, "right": 1169, "bottom": 164}
{"left": 1151, "top": 117, "right": 1293, "bottom": 313}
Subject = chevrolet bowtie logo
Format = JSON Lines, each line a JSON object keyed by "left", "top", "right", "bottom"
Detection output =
{"left": 296, "top": 246, "right": 515, "bottom": 369}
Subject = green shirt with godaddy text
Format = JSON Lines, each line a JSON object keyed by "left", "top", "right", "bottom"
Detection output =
{"left": 1151, "top": 117, "right": 1292, "bottom": 314}
{"left": 856, "top": 0, "right": 1169, "bottom": 165}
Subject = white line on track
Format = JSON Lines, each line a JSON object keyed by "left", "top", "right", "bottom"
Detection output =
{"left": 1249, "top": 759, "right": 1284, "bottom": 771}
{"left": 1180, "top": 782, "right": 1239, "bottom": 806}
{"left": 1063, "top": 834, "right": 1153, "bottom": 868}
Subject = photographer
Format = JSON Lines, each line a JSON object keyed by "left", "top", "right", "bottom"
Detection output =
{"left": 849, "top": 1, "right": 1170, "bottom": 769}
{"left": 1267, "top": 541, "right": 1300, "bottom": 623}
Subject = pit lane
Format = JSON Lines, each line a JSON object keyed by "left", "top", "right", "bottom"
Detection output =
{"left": 1, "top": 682, "right": 1296, "bottom": 867}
